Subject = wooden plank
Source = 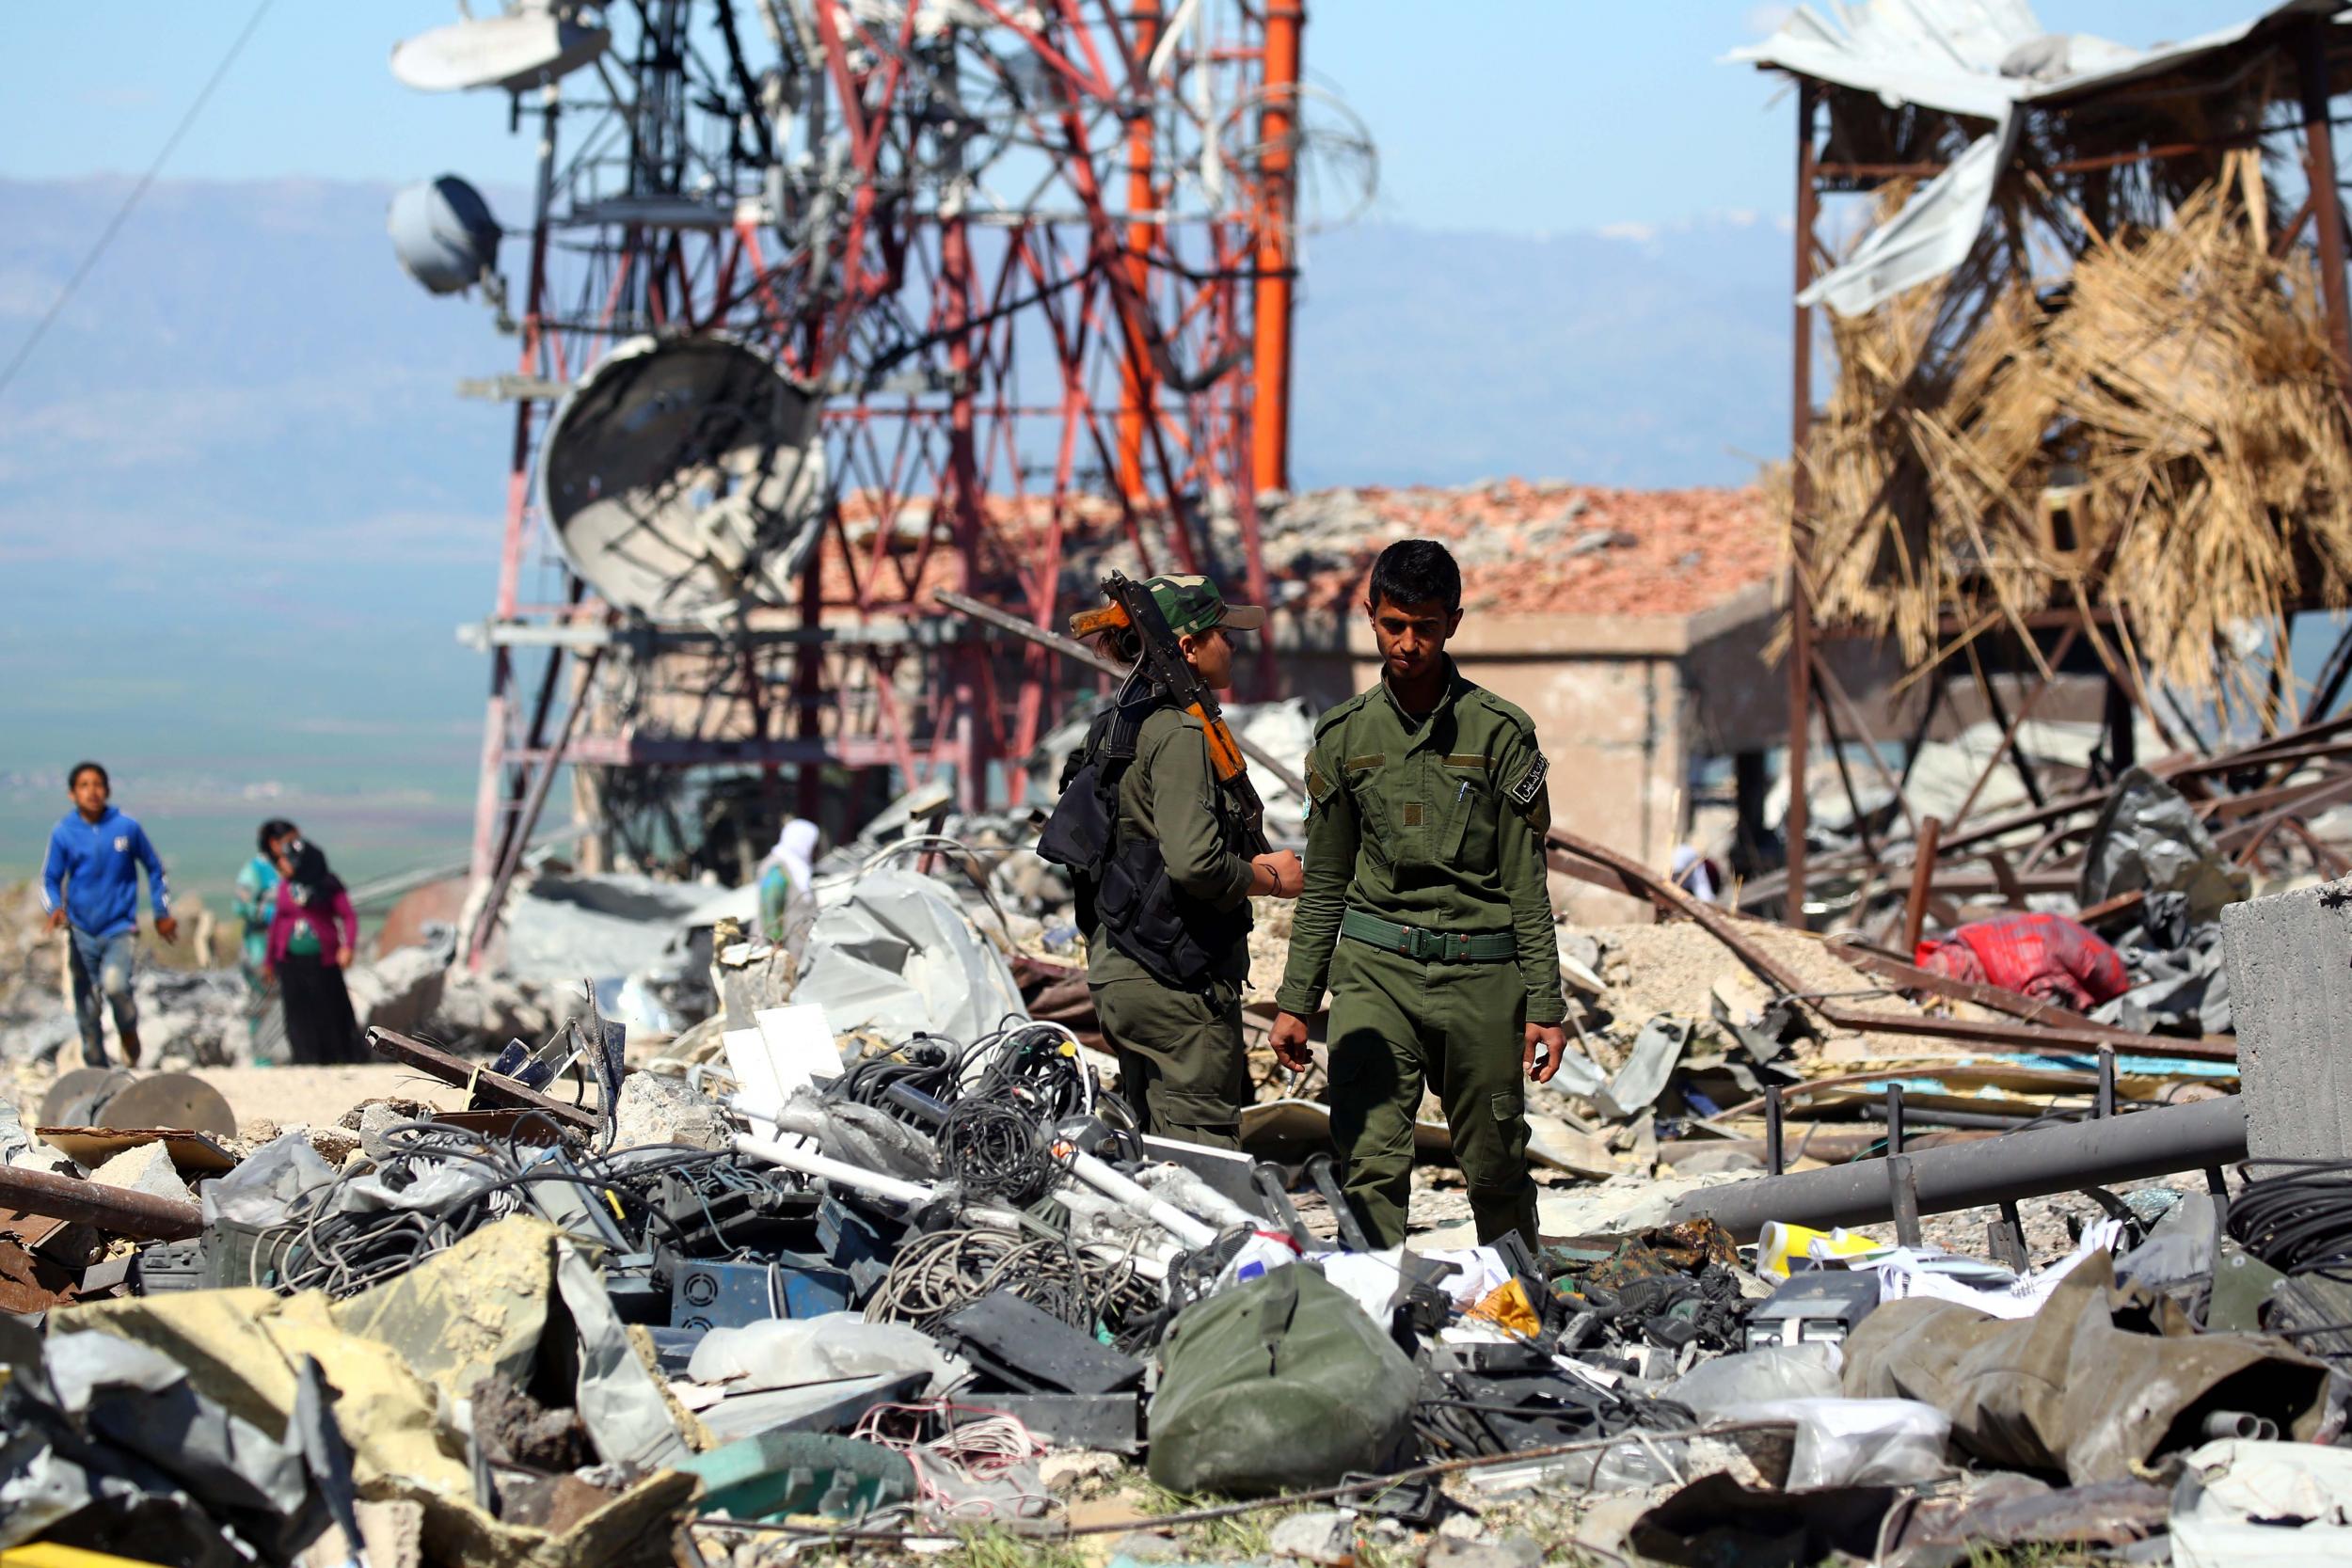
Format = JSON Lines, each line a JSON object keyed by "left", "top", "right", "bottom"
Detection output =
{"left": 365, "top": 1027, "right": 602, "bottom": 1132}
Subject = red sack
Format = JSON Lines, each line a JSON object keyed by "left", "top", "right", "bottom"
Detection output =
{"left": 1915, "top": 912, "right": 2131, "bottom": 1011}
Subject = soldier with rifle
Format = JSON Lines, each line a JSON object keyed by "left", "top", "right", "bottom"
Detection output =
{"left": 1038, "top": 574, "right": 1304, "bottom": 1149}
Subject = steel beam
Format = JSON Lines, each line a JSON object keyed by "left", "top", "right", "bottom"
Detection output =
{"left": 2298, "top": 20, "right": 2352, "bottom": 390}
{"left": 1666, "top": 1094, "right": 2249, "bottom": 1241}
{"left": 1250, "top": 0, "right": 1303, "bottom": 495}
{"left": 1785, "top": 82, "right": 1820, "bottom": 926}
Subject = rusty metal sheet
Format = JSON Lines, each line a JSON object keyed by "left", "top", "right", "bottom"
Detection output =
{"left": 0, "top": 1237, "right": 78, "bottom": 1314}
{"left": 35, "top": 1127, "right": 238, "bottom": 1174}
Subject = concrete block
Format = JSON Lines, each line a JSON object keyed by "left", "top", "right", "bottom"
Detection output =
{"left": 2221, "top": 876, "right": 2350, "bottom": 1160}
{"left": 610, "top": 1070, "right": 732, "bottom": 1151}
{"left": 89, "top": 1141, "right": 193, "bottom": 1203}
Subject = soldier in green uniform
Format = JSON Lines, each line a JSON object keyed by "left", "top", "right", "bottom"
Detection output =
{"left": 1270, "top": 541, "right": 1565, "bottom": 1248}
{"left": 1048, "top": 576, "right": 1305, "bottom": 1149}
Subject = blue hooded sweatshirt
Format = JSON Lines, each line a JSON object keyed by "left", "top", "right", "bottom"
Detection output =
{"left": 42, "top": 805, "right": 170, "bottom": 940}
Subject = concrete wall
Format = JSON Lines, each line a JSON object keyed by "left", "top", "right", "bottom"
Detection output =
{"left": 2222, "top": 876, "right": 2350, "bottom": 1161}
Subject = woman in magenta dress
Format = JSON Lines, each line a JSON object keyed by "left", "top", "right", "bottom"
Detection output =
{"left": 265, "top": 838, "right": 362, "bottom": 1064}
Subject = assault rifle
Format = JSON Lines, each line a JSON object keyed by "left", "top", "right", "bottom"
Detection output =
{"left": 933, "top": 588, "right": 1308, "bottom": 802}
{"left": 1068, "top": 571, "right": 1270, "bottom": 856}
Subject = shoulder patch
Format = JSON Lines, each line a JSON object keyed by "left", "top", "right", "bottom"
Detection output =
{"left": 1505, "top": 752, "right": 1549, "bottom": 812}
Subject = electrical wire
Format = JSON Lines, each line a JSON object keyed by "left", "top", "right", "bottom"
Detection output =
{"left": 862, "top": 1221, "right": 1152, "bottom": 1338}
{"left": 258, "top": 1118, "right": 734, "bottom": 1299}
{"left": 847, "top": 1401, "right": 1057, "bottom": 1521}
{"left": 937, "top": 1098, "right": 1057, "bottom": 1204}
{"left": 0, "top": 0, "right": 276, "bottom": 403}
{"left": 2227, "top": 1158, "right": 2352, "bottom": 1278}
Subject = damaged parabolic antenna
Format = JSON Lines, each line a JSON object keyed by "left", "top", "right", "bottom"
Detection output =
{"left": 541, "top": 336, "right": 827, "bottom": 620}
{"left": 390, "top": 5, "right": 612, "bottom": 94}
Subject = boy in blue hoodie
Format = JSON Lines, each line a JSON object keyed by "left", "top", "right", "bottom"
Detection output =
{"left": 41, "top": 762, "right": 177, "bottom": 1068}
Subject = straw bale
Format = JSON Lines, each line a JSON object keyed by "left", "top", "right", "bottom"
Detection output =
{"left": 1791, "top": 157, "right": 2352, "bottom": 690}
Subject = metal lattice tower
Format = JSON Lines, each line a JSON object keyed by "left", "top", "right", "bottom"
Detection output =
{"left": 385, "top": 2, "right": 1371, "bottom": 961}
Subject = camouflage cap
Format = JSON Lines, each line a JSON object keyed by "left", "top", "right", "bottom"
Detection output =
{"left": 1143, "top": 574, "right": 1267, "bottom": 639}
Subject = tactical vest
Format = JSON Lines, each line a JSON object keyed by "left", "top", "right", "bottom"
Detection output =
{"left": 1038, "top": 692, "right": 1252, "bottom": 992}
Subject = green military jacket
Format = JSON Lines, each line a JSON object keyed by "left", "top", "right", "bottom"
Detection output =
{"left": 1087, "top": 704, "right": 1258, "bottom": 989}
{"left": 1275, "top": 662, "right": 1564, "bottom": 1024}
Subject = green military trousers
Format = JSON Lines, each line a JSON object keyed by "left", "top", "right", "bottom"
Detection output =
{"left": 1092, "top": 976, "right": 1249, "bottom": 1149}
{"left": 1327, "top": 940, "right": 1535, "bottom": 1249}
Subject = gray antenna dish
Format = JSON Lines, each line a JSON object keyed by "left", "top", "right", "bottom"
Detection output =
{"left": 391, "top": 5, "right": 611, "bottom": 93}
{"left": 540, "top": 337, "right": 827, "bottom": 621}
{"left": 389, "top": 176, "right": 501, "bottom": 293}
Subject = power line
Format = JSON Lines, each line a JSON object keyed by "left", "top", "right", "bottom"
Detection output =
{"left": 0, "top": 0, "right": 276, "bottom": 404}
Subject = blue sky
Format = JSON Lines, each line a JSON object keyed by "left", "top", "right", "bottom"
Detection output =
{"left": 0, "top": 2, "right": 2280, "bottom": 233}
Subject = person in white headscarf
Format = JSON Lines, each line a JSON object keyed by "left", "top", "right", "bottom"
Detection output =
{"left": 1671, "top": 844, "right": 1722, "bottom": 904}
{"left": 758, "top": 817, "right": 821, "bottom": 948}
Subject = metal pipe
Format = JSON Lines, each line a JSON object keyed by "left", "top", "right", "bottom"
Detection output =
{"left": 1665, "top": 1095, "right": 2249, "bottom": 1242}
{"left": 2298, "top": 18, "right": 2352, "bottom": 389}
{"left": 734, "top": 1134, "right": 938, "bottom": 1207}
{"left": 1900, "top": 815, "right": 1942, "bottom": 954}
{"left": 1059, "top": 1147, "right": 1218, "bottom": 1250}
{"left": 0, "top": 1164, "right": 203, "bottom": 1242}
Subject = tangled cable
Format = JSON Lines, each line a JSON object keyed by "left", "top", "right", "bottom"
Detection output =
{"left": 862, "top": 1223, "right": 1152, "bottom": 1338}
{"left": 259, "top": 1119, "right": 727, "bottom": 1298}
{"left": 938, "top": 1098, "right": 1057, "bottom": 1203}
{"left": 864, "top": 1227, "right": 1095, "bottom": 1329}
{"left": 960, "top": 1019, "right": 1097, "bottom": 1120}
{"left": 2227, "top": 1159, "right": 2352, "bottom": 1278}
{"left": 847, "top": 1401, "right": 1057, "bottom": 1522}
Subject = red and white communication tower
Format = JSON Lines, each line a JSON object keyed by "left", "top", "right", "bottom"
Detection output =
{"left": 382, "top": 2, "right": 1371, "bottom": 959}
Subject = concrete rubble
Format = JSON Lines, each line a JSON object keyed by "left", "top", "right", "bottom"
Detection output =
{"left": 3, "top": 830, "right": 2348, "bottom": 1568}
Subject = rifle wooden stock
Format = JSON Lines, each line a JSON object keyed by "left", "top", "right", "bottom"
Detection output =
{"left": 1068, "top": 604, "right": 1131, "bottom": 639}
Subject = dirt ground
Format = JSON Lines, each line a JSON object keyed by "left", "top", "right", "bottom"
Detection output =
{"left": 197, "top": 1065, "right": 472, "bottom": 1132}
{"left": 8, "top": 1060, "right": 471, "bottom": 1142}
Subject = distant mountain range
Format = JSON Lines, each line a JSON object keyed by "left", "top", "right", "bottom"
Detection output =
{"left": 1292, "top": 213, "right": 1792, "bottom": 489}
{"left": 0, "top": 176, "right": 1791, "bottom": 882}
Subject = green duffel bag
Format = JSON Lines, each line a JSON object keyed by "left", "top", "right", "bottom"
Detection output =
{"left": 1146, "top": 1263, "right": 1419, "bottom": 1497}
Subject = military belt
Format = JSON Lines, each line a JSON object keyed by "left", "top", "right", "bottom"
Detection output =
{"left": 1340, "top": 908, "right": 1515, "bottom": 964}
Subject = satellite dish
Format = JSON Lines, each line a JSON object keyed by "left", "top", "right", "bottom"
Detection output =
{"left": 391, "top": 5, "right": 612, "bottom": 94}
{"left": 389, "top": 176, "right": 501, "bottom": 293}
{"left": 541, "top": 336, "right": 828, "bottom": 621}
